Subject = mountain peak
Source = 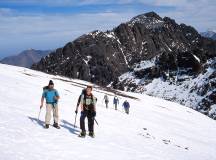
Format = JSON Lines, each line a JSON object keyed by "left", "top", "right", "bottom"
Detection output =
{"left": 144, "top": 11, "right": 162, "bottom": 19}
{"left": 131, "top": 11, "right": 162, "bottom": 21}
{"left": 128, "top": 11, "right": 163, "bottom": 28}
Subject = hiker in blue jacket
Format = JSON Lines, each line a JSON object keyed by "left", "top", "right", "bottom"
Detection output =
{"left": 113, "top": 95, "right": 119, "bottom": 110}
{"left": 122, "top": 100, "right": 130, "bottom": 114}
{"left": 40, "top": 80, "right": 60, "bottom": 129}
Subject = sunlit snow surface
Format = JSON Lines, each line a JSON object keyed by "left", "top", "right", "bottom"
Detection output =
{"left": 0, "top": 64, "right": 215, "bottom": 160}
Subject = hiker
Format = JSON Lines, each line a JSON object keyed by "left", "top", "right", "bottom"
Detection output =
{"left": 103, "top": 94, "right": 109, "bottom": 108}
{"left": 40, "top": 80, "right": 60, "bottom": 129}
{"left": 78, "top": 85, "right": 97, "bottom": 138}
{"left": 113, "top": 95, "right": 119, "bottom": 110}
{"left": 122, "top": 100, "right": 130, "bottom": 114}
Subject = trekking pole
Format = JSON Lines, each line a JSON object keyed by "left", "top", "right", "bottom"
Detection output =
{"left": 37, "top": 107, "right": 42, "bottom": 122}
{"left": 74, "top": 113, "right": 77, "bottom": 128}
{"left": 94, "top": 118, "right": 99, "bottom": 126}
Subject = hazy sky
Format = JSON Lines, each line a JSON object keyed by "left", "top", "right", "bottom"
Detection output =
{"left": 0, "top": 0, "right": 215, "bottom": 59}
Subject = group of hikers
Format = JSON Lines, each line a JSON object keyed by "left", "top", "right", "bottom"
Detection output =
{"left": 39, "top": 80, "right": 130, "bottom": 138}
{"left": 103, "top": 94, "right": 130, "bottom": 114}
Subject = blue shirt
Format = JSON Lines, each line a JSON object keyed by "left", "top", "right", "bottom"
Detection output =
{"left": 42, "top": 89, "right": 59, "bottom": 104}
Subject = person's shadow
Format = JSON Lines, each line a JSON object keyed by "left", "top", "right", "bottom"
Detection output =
{"left": 61, "top": 120, "right": 79, "bottom": 135}
{"left": 28, "top": 116, "right": 44, "bottom": 128}
{"left": 28, "top": 117, "right": 80, "bottom": 135}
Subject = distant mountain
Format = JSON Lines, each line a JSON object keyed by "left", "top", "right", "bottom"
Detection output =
{"left": 0, "top": 49, "right": 51, "bottom": 68}
{"left": 201, "top": 31, "right": 216, "bottom": 40}
{"left": 32, "top": 11, "right": 216, "bottom": 119}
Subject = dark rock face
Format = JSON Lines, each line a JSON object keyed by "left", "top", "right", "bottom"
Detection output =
{"left": 1, "top": 49, "right": 51, "bottom": 68}
{"left": 32, "top": 30, "right": 129, "bottom": 85}
{"left": 32, "top": 12, "right": 216, "bottom": 86}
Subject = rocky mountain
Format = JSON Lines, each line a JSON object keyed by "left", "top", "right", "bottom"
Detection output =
{"left": 32, "top": 12, "right": 216, "bottom": 119}
{"left": 201, "top": 30, "right": 216, "bottom": 40}
{"left": 1, "top": 49, "right": 51, "bottom": 68}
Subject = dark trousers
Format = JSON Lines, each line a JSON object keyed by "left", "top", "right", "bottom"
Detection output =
{"left": 125, "top": 107, "right": 129, "bottom": 114}
{"left": 80, "top": 111, "right": 94, "bottom": 132}
{"left": 105, "top": 101, "right": 108, "bottom": 108}
{"left": 114, "top": 103, "right": 118, "bottom": 110}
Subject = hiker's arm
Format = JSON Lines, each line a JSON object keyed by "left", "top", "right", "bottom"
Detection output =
{"left": 75, "top": 104, "right": 79, "bottom": 113}
{"left": 93, "top": 97, "right": 97, "bottom": 111}
{"left": 55, "top": 96, "right": 60, "bottom": 100}
{"left": 93, "top": 105, "right": 96, "bottom": 112}
{"left": 55, "top": 90, "right": 60, "bottom": 100}
{"left": 80, "top": 104, "right": 84, "bottom": 111}
{"left": 80, "top": 95, "right": 84, "bottom": 111}
{"left": 40, "top": 97, "right": 44, "bottom": 108}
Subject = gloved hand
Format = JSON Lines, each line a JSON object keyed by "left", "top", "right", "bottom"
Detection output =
{"left": 92, "top": 111, "right": 96, "bottom": 117}
{"left": 75, "top": 110, "right": 78, "bottom": 114}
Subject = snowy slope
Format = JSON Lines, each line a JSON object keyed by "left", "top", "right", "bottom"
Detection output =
{"left": 0, "top": 64, "right": 216, "bottom": 160}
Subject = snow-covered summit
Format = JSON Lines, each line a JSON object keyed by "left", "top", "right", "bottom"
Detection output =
{"left": 128, "top": 12, "right": 164, "bottom": 29}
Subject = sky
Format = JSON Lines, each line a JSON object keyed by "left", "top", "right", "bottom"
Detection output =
{"left": 0, "top": 0, "right": 216, "bottom": 59}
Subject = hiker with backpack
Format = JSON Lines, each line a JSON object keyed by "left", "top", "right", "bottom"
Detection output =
{"left": 40, "top": 80, "right": 60, "bottom": 129}
{"left": 113, "top": 95, "right": 119, "bottom": 110}
{"left": 122, "top": 100, "right": 130, "bottom": 114}
{"left": 103, "top": 94, "right": 109, "bottom": 108}
{"left": 77, "top": 85, "right": 97, "bottom": 138}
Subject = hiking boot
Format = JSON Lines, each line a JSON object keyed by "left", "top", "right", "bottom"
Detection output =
{"left": 45, "top": 124, "right": 49, "bottom": 129}
{"left": 89, "top": 132, "right": 95, "bottom": 138}
{"left": 53, "top": 123, "right": 60, "bottom": 129}
{"left": 78, "top": 131, "right": 86, "bottom": 138}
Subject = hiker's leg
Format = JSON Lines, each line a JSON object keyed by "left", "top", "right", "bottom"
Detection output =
{"left": 45, "top": 104, "right": 52, "bottom": 124}
{"left": 126, "top": 108, "right": 129, "bottom": 114}
{"left": 87, "top": 114, "right": 94, "bottom": 132}
{"left": 80, "top": 111, "right": 87, "bottom": 132}
{"left": 53, "top": 104, "right": 59, "bottom": 124}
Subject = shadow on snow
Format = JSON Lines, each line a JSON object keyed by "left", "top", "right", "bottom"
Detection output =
{"left": 28, "top": 117, "right": 80, "bottom": 135}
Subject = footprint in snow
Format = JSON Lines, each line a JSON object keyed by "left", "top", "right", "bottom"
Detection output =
{"left": 138, "top": 128, "right": 155, "bottom": 139}
{"left": 163, "top": 140, "right": 189, "bottom": 150}
{"left": 174, "top": 144, "right": 189, "bottom": 150}
{"left": 162, "top": 139, "right": 171, "bottom": 145}
{"left": 140, "top": 128, "right": 189, "bottom": 150}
